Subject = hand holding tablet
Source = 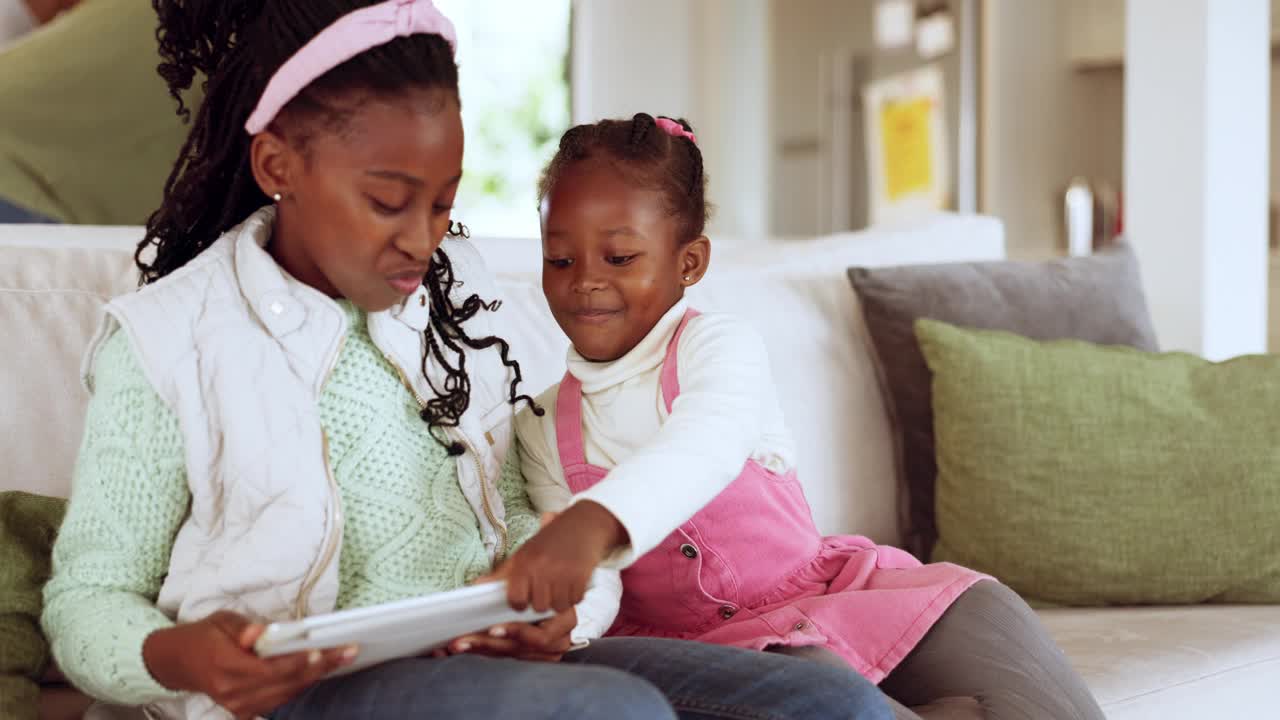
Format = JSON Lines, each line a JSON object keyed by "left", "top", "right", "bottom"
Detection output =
{"left": 254, "top": 581, "right": 556, "bottom": 676}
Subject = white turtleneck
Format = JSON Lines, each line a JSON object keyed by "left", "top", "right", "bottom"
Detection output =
{"left": 515, "top": 299, "right": 797, "bottom": 637}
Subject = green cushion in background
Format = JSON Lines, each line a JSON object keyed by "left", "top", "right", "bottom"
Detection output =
{"left": 0, "top": 491, "right": 67, "bottom": 720}
{"left": 916, "top": 319, "right": 1280, "bottom": 606}
{"left": 0, "top": 0, "right": 200, "bottom": 224}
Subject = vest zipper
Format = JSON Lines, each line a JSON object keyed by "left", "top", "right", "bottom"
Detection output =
{"left": 294, "top": 335, "right": 347, "bottom": 619}
{"left": 295, "top": 432, "right": 343, "bottom": 618}
{"left": 381, "top": 350, "right": 430, "bottom": 409}
{"left": 459, "top": 431, "right": 509, "bottom": 564}
{"left": 378, "top": 348, "right": 509, "bottom": 561}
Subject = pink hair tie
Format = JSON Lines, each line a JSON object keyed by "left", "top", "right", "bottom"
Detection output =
{"left": 655, "top": 117, "right": 697, "bottom": 145}
{"left": 245, "top": 0, "right": 457, "bottom": 135}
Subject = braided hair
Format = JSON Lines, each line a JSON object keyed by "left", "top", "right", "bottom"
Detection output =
{"left": 143, "top": 0, "right": 540, "bottom": 453}
{"left": 538, "top": 112, "right": 711, "bottom": 244}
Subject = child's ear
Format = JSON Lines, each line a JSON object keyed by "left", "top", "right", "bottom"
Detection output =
{"left": 249, "top": 130, "right": 299, "bottom": 203}
{"left": 679, "top": 235, "right": 711, "bottom": 287}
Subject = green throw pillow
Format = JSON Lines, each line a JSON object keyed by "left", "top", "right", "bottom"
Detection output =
{"left": 0, "top": 491, "right": 67, "bottom": 720}
{"left": 916, "top": 318, "right": 1280, "bottom": 606}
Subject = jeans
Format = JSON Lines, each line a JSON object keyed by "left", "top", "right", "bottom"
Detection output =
{"left": 0, "top": 196, "right": 55, "bottom": 223}
{"left": 269, "top": 637, "right": 892, "bottom": 720}
{"left": 568, "top": 637, "right": 892, "bottom": 720}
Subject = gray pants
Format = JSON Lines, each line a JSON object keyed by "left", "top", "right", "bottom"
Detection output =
{"left": 776, "top": 581, "right": 1105, "bottom": 720}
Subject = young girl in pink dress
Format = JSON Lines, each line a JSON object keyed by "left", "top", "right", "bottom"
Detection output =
{"left": 497, "top": 113, "right": 1106, "bottom": 720}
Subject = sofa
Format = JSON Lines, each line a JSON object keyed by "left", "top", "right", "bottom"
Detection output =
{"left": 2, "top": 213, "right": 1277, "bottom": 719}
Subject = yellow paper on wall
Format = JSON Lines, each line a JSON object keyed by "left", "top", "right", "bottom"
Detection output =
{"left": 880, "top": 98, "right": 934, "bottom": 201}
{"left": 862, "top": 65, "right": 948, "bottom": 224}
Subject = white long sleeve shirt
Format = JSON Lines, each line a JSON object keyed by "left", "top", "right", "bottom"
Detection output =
{"left": 516, "top": 299, "right": 797, "bottom": 638}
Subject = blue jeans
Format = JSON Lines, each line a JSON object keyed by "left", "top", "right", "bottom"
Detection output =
{"left": 0, "top": 197, "right": 55, "bottom": 223}
{"left": 269, "top": 637, "right": 892, "bottom": 719}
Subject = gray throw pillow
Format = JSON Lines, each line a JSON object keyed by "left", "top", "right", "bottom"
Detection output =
{"left": 848, "top": 242, "right": 1159, "bottom": 560}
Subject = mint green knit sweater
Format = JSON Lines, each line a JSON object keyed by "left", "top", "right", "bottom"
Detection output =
{"left": 41, "top": 301, "right": 541, "bottom": 706}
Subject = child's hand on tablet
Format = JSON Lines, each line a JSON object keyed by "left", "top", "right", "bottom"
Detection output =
{"left": 441, "top": 608, "right": 577, "bottom": 662}
{"left": 486, "top": 501, "right": 627, "bottom": 613}
{"left": 142, "top": 610, "right": 358, "bottom": 719}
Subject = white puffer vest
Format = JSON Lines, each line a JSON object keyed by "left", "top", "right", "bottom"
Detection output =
{"left": 83, "top": 208, "right": 520, "bottom": 719}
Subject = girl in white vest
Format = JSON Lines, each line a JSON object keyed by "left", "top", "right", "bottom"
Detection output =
{"left": 40, "top": 1, "right": 894, "bottom": 719}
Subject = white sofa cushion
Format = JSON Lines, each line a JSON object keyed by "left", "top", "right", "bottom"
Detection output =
{"left": 492, "top": 269, "right": 907, "bottom": 542}
{"left": 0, "top": 215, "right": 1005, "bottom": 537}
{"left": 1041, "top": 605, "right": 1280, "bottom": 719}
{"left": 476, "top": 214, "right": 1006, "bottom": 541}
{"left": 0, "top": 230, "right": 138, "bottom": 497}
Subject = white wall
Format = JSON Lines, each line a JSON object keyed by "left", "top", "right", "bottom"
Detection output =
{"left": 1126, "top": 0, "right": 1270, "bottom": 358}
{"left": 692, "top": 1, "right": 771, "bottom": 241}
{"left": 1052, "top": 0, "right": 1276, "bottom": 354}
{"left": 570, "top": 0, "right": 771, "bottom": 240}
{"left": 1055, "top": 2, "right": 1280, "bottom": 240}
{"left": 570, "top": 0, "right": 697, "bottom": 123}
{"left": 768, "top": 0, "right": 872, "bottom": 236}
{"left": 976, "top": 1, "right": 1134, "bottom": 260}
{"left": 980, "top": 0, "right": 1073, "bottom": 258}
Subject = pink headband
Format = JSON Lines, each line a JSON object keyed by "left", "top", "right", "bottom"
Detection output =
{"left": 655, "top": 117, "right": 697, "bottom": 144}
{"left": 244, "top": 0, "right": 457, "bottom": 135}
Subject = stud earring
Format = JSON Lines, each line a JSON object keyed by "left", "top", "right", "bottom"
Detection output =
{"left": 683, "top": 275, "right": 692, "bottom": 282}
{"left": 272, "top": 192, "right": 283, "bottom": 202}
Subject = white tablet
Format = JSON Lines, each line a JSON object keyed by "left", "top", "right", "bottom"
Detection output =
{"left": 254, "top": 582, "right": 554, "bottom": 676}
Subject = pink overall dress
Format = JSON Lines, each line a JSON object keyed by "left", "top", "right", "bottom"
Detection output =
{"left": 555, "top": 309, "right": 988, "bottom": 683}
